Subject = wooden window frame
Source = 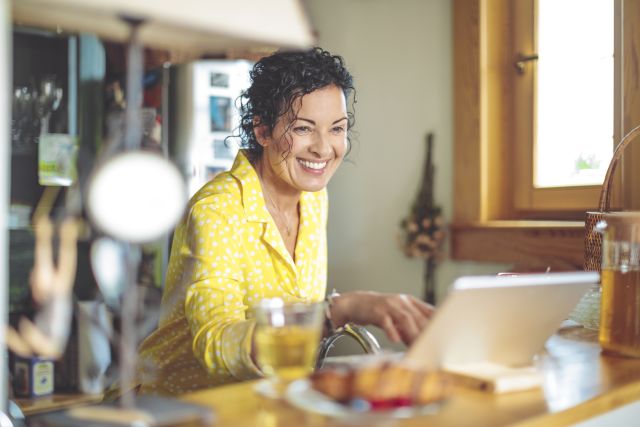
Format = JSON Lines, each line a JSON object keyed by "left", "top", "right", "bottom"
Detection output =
{"left": 512, "top": 0, "right": 613, "bottom": 214}
{"left": 452, "top": 0, "right": 640, "bottom": 270}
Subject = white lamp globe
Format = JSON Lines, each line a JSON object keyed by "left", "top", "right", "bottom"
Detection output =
{"left": 86, "top": 151, "right": 187, "bottom": 243}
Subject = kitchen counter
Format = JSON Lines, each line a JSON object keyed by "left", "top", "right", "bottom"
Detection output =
{"left": 180, "top": 324, "right": 640, "bottom": 426}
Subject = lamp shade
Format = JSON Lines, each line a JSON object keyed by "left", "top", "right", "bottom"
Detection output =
{"left": 12, "top": 0, "right": 314, "bottom": 54}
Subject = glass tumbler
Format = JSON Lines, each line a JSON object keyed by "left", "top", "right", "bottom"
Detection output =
{"left": 597, "top": 212, "right": 640, "bottom": 358}
{"left": 252, "top": 299, "right": 325, "bottom": 396}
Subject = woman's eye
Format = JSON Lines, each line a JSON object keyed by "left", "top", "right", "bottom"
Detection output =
{"left": 330, "top": 126, "right": 346, "bottom": 134}
{"left": 293, "top": 126, "right": 312, "bottom": 134}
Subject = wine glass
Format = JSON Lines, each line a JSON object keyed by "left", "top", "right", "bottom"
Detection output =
{"left": 253, "top": 298, "right": 324, "bottom": 398}
{"left": 37, "top": 76, "right": 65, "bottom": 135}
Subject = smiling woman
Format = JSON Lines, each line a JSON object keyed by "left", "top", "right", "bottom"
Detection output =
{"left": 134, "top": 48, "right": 434, "bottom": 396}
{"left": 254, "top": 84, "right": 349, "bottom": 255}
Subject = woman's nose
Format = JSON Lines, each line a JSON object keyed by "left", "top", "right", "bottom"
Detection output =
{"left": 310, "top": 132, "right": 332, "bottom": 157}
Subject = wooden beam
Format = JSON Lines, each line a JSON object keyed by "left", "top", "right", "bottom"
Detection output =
{"left": 453, "top": 0, "right": 483, "bottom": 223}
{"left": 451, "top": 221, "right": 584, "bottom": 270}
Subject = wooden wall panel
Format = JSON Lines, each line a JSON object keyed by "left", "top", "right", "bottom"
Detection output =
{"left": 453, "top": 0, "right": 483, "bottom": 223}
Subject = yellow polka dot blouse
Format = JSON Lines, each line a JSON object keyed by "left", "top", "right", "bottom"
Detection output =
{"left": 136, "top": 150, "right": 328, "bottom": 395}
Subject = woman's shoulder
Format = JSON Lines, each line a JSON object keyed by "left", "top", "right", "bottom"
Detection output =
{"left": 189, "top": 172, "right": 243, "bottom": 213}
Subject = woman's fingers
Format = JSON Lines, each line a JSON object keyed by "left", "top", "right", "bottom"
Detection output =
{"left": 393, "top": 298, "right": 423, "bottom": 341}
{"left": 386, "top": 295, "right": 436, "bottom": 345}
{"left": 334, "top": 291, "right": 436, "bottom": 346}
{"left": 409, "top": 298, "right": 434, "bottom": 334}
{"left": 377, "top": 296, "right": 418, "bottom": 345}
{"left": 410, "top": 296, "right": 435, "bottom": 318}
{"left": 380, "top": 314, "right": 402, "bottom": 343}
{"left": 394, "top": 312, "right": 421, "bottom": 345}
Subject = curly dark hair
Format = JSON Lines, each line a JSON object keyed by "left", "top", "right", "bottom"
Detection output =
{"left": 236, "top": 47, "right": 356, "bottom": 161}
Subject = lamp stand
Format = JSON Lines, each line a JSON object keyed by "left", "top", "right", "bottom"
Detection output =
{"left": 119, "top": 19, "right": 143, "bottom": 410}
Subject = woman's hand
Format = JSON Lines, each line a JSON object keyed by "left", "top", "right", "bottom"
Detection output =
{"left": 330, "top": 291, "right": 434, "bottom": 346}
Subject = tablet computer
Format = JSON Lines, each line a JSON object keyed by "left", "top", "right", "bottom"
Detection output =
{"left": 404, "top": 271, "right": 599, "bottom": 370}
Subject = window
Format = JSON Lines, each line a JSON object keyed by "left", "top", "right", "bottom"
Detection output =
{"left": 533, "top": 0, "right": 613, "bottom": 188}
{"left": 513, "top": 0, "right": 615, "bottom": 213}
{"left": 451, "top": 0, "right": 640, "bottom": 268}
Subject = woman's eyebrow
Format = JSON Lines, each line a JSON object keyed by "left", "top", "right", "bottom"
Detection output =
{"left": 295, "top": 116, "right": 348, "bottom": 125}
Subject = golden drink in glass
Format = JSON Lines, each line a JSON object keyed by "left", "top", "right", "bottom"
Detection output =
{"left": 597, "top": 213, "right": 640, "bottom": 358}
{"left": 255, "top": 325, "right": 322, "bottom": 381}
{"left": 253, "top": 299, "right": 324, "bottom": 397}
{"left": 599, "top": 269, "right": 640, "bottom": 357}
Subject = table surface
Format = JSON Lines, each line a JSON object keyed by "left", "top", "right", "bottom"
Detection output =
{"left": 180, "top": 324, "right": 640, "bottom": 427}
{"left": 14, "top": 392, "right": 104, "bottom": 416}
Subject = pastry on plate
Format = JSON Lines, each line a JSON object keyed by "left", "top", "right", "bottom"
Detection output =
{"left": 310, "top": 362, "right": 451, "bottom": 409}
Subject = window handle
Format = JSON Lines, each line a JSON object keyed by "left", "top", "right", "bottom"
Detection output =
{"left": 515, "top": 53, "right": 539, "bottom": 74}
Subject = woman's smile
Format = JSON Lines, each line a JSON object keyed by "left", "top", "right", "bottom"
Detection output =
{"left": 297, "top": 158, "right": 329, "bottom": 173}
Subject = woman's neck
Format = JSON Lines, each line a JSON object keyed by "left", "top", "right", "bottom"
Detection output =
{"left": 254, "top": 157, "right": 301, "bottom": 214}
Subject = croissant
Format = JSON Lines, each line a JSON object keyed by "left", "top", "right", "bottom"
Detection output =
{"left": 310, "top": 362, "right": 451, "bottom": 407}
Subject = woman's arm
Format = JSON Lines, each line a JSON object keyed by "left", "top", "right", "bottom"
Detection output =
{"left": 329, "top": 291, "right": 434, "bottom": 345}
{"left": 183, "top": 202, "right": 262, "bottom": 382}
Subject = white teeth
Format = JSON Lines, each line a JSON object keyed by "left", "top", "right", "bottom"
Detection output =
{"left": 298, "top": 159, "right": 327, "bottom": 170}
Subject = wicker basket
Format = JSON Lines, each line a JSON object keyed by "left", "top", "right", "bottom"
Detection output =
{"left": 570, "top": 124, "right": 640, "bottom": 329}
{"left": 584, "top": 124, "right": 640, "bottom": 271}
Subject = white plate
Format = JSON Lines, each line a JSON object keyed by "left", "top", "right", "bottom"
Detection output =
{"left": 284, "top": 379, "right": 445, "bottom": 422}
{"left": 253, "top": 379, "right": 280, "bottom": 399}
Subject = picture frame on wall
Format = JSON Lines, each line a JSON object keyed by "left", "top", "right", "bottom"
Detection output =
{"left": 209, "top": 96, "right": 232, "bottom": 132}
{"left": 210, "top": 72, "right": 230, "bottom": 88}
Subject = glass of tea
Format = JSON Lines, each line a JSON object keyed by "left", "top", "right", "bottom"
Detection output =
{"left": 597, "top": 212, "right": 640, "bottom": 358}
{"left": 252, "top": 298, "right": 325, "bottom": 397}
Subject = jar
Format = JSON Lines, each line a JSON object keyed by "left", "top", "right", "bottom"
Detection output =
{"left": 598, "top": 212, "right": 640, "bottom": 357}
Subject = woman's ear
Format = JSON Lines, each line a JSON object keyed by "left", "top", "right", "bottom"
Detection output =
{"left": 253, "top": 117, "right": 270, "bottom": 147}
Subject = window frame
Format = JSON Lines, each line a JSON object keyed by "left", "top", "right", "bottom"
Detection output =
{"left": 451, "top": 0, "right": 639, "bottom": 269}
{"left": 513, "top": 0, "right": 617, "bottom": 214}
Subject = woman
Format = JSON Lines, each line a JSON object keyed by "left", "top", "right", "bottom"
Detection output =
{"left": 136, "top": 48, "right": 433, "bottom": 395}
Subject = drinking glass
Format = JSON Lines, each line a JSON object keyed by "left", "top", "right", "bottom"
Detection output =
{"left": 597, "top": 212, "right": 640, "bottom": 357}
{"left": 253, "top": 298, "right": 324, "bottom": 397}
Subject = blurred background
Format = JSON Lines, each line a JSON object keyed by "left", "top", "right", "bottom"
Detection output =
{"left": 6, "top": 0, "right": 512, "bottom": 360}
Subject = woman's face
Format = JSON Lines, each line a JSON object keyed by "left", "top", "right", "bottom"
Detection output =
{"left": 258, "top": 84, "right": 348, "bottom": 193}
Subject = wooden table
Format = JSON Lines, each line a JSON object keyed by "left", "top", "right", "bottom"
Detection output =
{"left": 180, "top": 324, "right": 640, "bottom": 426}
{"left": 14, "top": 393, "right": 104, "bottom": 417}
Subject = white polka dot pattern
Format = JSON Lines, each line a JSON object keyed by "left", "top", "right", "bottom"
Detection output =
{"left": 136, "top": 150, "right": 328, "bottom": 395}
